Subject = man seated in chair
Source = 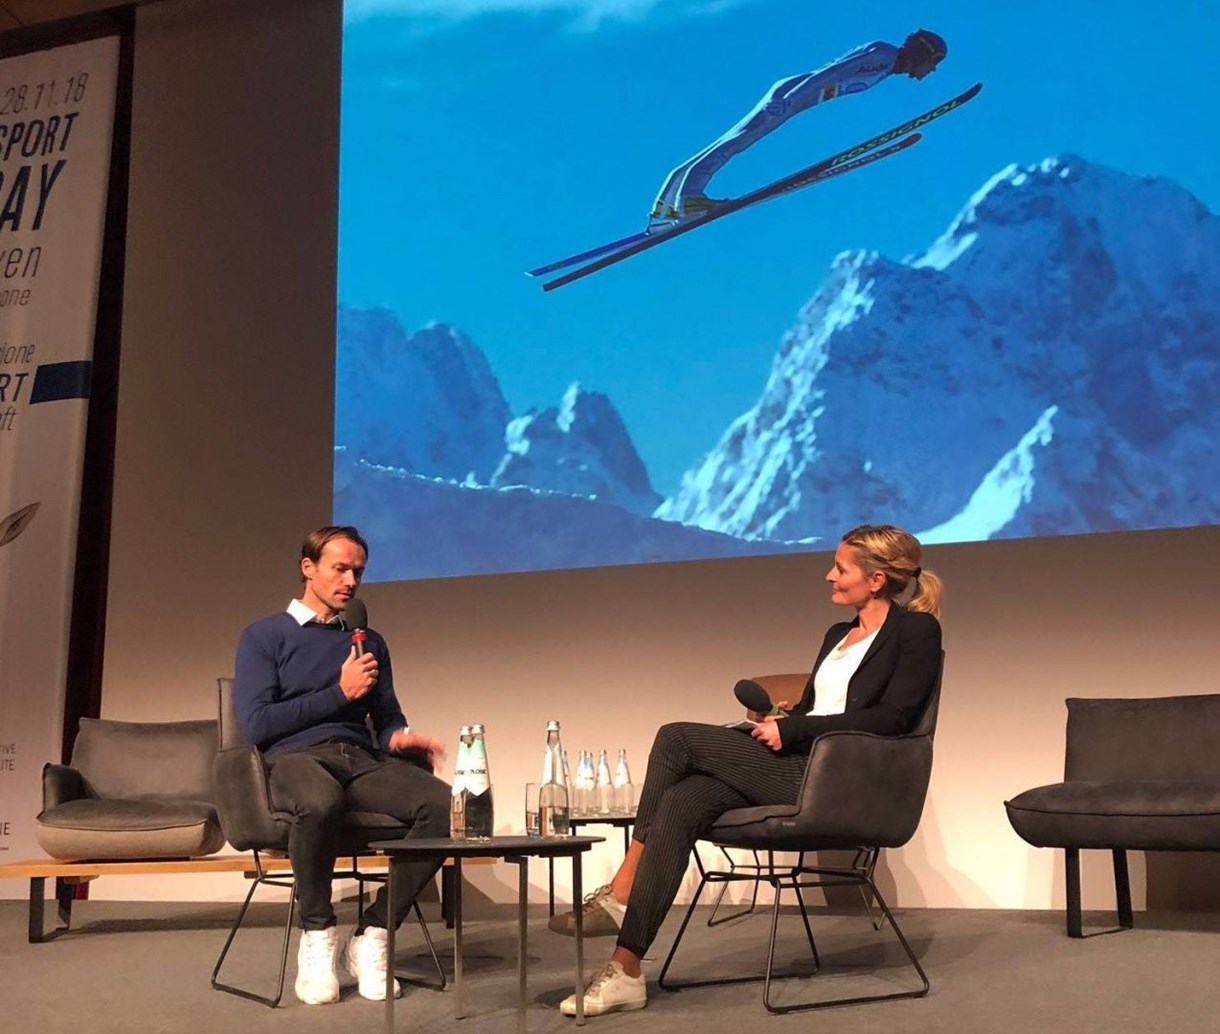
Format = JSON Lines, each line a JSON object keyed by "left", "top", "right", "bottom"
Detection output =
{"left": 234, "top": 525, "right": 449, "bottom": 1006}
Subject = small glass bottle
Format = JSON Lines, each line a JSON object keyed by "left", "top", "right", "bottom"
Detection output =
{"left": 576, "top": 750, "right": 595, "bottom": 817}
{"left": 539, "top": 719, "right": 571, "bottom": 837}
{"left": 613, "top": 748, "right": 633, "bottom": 815}
{"left": 595, "top": 748, "right": 613, "bottom": 816}
{"left": 465, "top": 723, "right": 495, "bottom": 840}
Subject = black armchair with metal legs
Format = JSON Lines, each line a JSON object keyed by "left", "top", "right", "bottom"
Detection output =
{"left": 209, "top": 678, "right": 446, "bottom": 1008}
{"left": 699, "top": 845, "right": 888, "bottom": 932}
{"left": 659, "top": 655, "right": 943, "bottom": 1013}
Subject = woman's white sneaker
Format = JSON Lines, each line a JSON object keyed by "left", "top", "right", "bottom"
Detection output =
{"left": 560, "top": 960, "right": 647, "bottom": 1016}
{"left": 548, "top": 885, "right": 627, "bottom": 937}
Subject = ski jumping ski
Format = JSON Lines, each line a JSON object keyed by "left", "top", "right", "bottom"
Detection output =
{"left": 533, "top": 80, "right": 982, "bottom": 292}
{"left": 527, "top": 229, "right": 652, "bottom": 278}
{"left": 532, "top": 133, "right": 918, "bottom": 280}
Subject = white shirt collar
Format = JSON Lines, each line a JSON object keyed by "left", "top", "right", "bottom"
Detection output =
{"left": 286, "top": 598, "right": 343, "bottom": 627}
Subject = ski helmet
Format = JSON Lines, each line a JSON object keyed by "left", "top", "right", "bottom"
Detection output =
{"left": 900, "top": 28, "right": 947, "bottom": 79}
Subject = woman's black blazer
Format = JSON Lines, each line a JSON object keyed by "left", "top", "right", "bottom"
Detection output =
{"left": 777, "top": 604, "right": 942, "bottom": 753}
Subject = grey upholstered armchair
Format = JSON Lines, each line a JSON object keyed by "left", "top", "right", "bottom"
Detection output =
{"left": 37, "top": 717, "right": 223, "bottom": 861}
{"left": 658, "top": 654, "right": 943, "bottom": 1013}
{"left": 1006, "top": 693, "right": 1220, "bottom": 937}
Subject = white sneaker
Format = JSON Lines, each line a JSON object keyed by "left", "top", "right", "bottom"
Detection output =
{"left": 560, "top": 960, "right": 647, "bottom": 1016}
{"left": 295, "top": 927, "right": 340, "bottom": 1005}
{"left": 345, "top": 926, "right": 401, "bottom": 1000}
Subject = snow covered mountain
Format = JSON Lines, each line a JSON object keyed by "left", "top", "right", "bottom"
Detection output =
{"left": 335, "top": 449, "right": 798, "bottom": 580}
{"left": 490, "top": 383, "right": 661, "bottom": 517}
{"left": 658, "top": 155, "right": 1220, "bottom": 542}
{"left": 336, "top": 307, "right": 510, "bottom": 482}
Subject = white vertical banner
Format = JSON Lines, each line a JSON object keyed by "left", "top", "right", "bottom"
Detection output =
{"left": 0, "top": 36, "right": 120, "bottom": 867}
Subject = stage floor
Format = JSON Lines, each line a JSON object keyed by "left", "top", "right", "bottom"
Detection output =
{"left": 2, "top": 899, "right": 1216, "bottom": 1033}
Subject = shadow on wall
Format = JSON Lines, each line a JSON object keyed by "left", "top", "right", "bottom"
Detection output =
{"left": 1146, "top": 852, "right": 1220, "bottom": 911}
{"left": 869, "top": 798, "right": 986, "bottom": 909}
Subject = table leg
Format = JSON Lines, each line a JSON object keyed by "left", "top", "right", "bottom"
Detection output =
{"left": 548, "top": 857, "right": 555, "bottom": 917}
{"left": 453, "top": 857, "right": 464, "bottom": 1019}
{"left": 28, "top": 877, "right": 45, "bottom": 943}
{"left": 384, "top": 860, "right": 397, "bottom": 1034}
{"left": 573, "top": 853, "right": 585, "bottom": 1025}
{"left": 517, "top": 857, "right": 528, "bottom": 1034}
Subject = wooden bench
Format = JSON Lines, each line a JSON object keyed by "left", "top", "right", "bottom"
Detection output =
{"left": 1, "top": 853, "right": 496, "bottom": 943}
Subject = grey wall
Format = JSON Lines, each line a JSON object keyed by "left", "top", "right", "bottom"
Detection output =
{"left": 79, "top": 0, "right": 1220, "bottom": 909}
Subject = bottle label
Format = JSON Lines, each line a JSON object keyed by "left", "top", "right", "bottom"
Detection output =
{"left": 466, "top": 762, "right": 490, "bottom": 794}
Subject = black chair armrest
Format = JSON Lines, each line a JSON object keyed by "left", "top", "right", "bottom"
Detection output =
{"left": 795, "top": 730, "right": 934, "bottom": 848}
{"left": 212, "top": 746, "right": 288, "bottom": 851}
{"left": 41, "top": 763, "right": 87, "bottom": 811}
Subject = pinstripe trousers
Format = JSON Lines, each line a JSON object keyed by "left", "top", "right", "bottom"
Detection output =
{"left": 616, "top": 722, "right": 809, "bottom": 957}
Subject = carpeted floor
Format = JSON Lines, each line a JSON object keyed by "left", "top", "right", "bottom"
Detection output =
{"left": 2, "top": 897, "right": 1217, "bottom": 1033}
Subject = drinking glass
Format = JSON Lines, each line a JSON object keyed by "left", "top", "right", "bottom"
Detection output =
{"left": 524, "top": 783, "right": 541, "bottom": 838}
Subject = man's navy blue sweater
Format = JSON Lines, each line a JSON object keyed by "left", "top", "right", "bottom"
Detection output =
{"left": 234, "top": 611, "right": 407, "bottom": 754}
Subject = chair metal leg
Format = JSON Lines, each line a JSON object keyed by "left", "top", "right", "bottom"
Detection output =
{"left": 852, "top": 849, "right": 886, "bottom": 931}
{"left": 706, "top": 847, "right": 766, "bottom": 927}
{"left": 351, "top": 866, "right": 447, "bottom": 991}
{"left": 658, "top": 874, "right": 728, "bottom": 990}
{"left": 762, "top": 872, "right": 927, "bottom": 1014}
{"left": 661, "top": 865, "right": 819, "bottom": 993}
{"left": 211, "top": 870, "right": 298, "bottom": 1007}
{"left": 1112, "top": 849, "right": 1134, "bottom": 930}
{"left": 791, "top": 879, "right": 819, "bottom": 964}
{"left": 1065, "top": 847, "right": 1083, "bottom": 938}
{"left": 405, "top": 901, "right": 448, "bottom": 990}
{"left": 662, "top": 860, "right": 927, "bottom": 1012}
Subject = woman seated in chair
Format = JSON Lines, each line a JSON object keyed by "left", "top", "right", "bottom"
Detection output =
{"left": 553, "top": 523, "right": 943, "bottom": 1016}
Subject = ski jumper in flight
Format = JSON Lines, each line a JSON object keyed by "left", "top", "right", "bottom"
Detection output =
{"left": 649, "top": 29, "right": 947, "bottom": 228}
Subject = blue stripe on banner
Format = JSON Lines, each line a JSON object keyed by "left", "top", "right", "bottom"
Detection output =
{"left": 30, "top": 361, "right": 92, "bottom": 404}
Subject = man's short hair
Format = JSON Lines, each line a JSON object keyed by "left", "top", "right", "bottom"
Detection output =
{"left": 300, "top": 525, "right": 369, "bottom": 578}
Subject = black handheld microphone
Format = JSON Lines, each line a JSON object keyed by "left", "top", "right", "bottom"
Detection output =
{"left": 344, "top": 598, "right": 369, "bottom": 656}
{"left": 734, "top": 679, "right": 779, "bottom": 716}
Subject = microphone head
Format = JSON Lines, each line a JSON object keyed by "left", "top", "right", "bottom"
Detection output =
{"left": 733, "top": 678, "right": 773, "bottom": 715}
{"left": 343, "top": 597, "right": 368, "bottom": 630}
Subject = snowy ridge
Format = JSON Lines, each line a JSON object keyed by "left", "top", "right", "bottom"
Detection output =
{"left": 660, "top": 154, "right": 1220, "bottom": 542}
{"left": 492, "top": 383, "right": 661, "bottom": 516}
{"left": 337, "top": 307, "right": 511, "bottom": 482}
{"left": 918, "top": 405, "right": 1058, "bottom": 544}
{"left": 335, "top": 449, "right": 801, "bottom": 580}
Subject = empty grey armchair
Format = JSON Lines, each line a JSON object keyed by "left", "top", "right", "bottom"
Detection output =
{"left": 658, "top": 654, "right": 943, "bottom": 1013}
{"left": 37, "top": 717, "right": 223, "bottom": 861}
{"left": 1005, "top": 694, "right": 1220, "bottom": 937}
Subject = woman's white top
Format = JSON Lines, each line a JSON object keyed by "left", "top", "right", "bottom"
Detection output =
{"left": 808, "top": 628, "right": 878, "bottom": 716}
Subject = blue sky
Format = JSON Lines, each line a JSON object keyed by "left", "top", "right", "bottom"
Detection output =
{"left": 338, "top": 0, "right": 1219, "bottom": 495}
